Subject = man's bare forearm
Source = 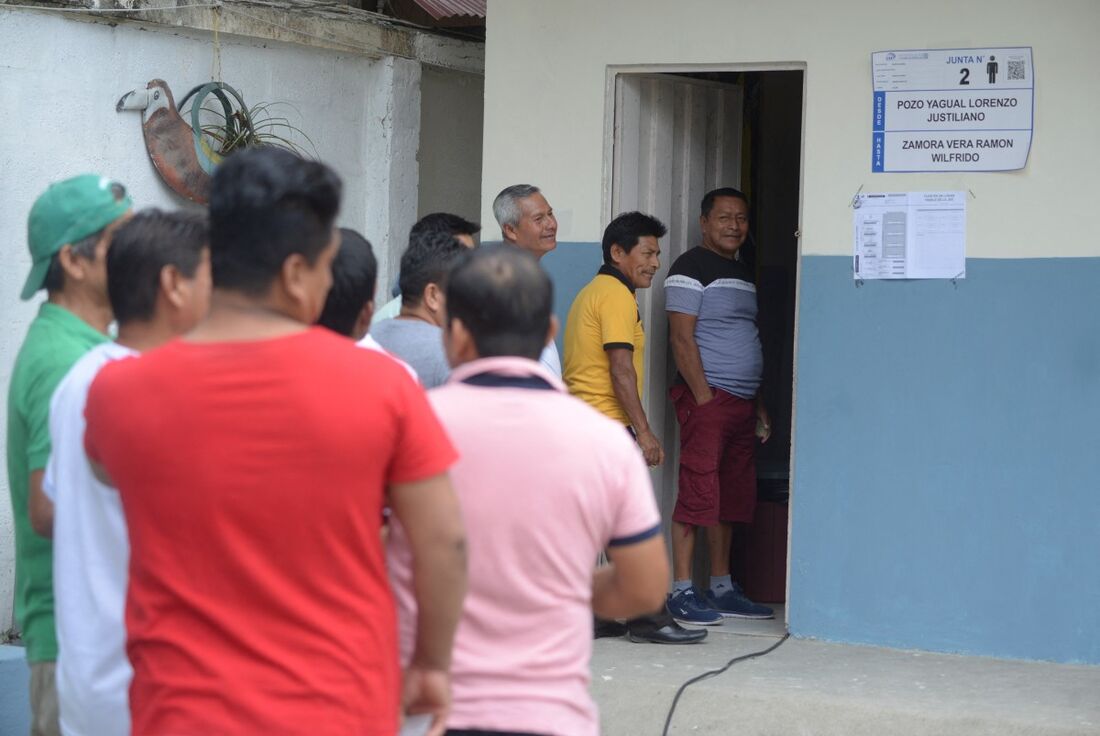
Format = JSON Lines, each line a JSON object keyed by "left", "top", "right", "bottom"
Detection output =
{"left": 591, "top": 565, "right": 626, "bottom": 619}
{"left": 390, "top": 474, "right": 468, "bottom": 670}
{"left": 593, "top": 535, "right": 669, "bottom": 619}
{"left": 591, "top": 563, "right": 661, "bottom": 620}
{"left": 409, "top": 533, "right": 467, "bottom": 669}
{"left": 609, "top": 353, "right": 650, "bottom": 433}
{"left": 669, "top": 331, "right": 711, "bottom": 403}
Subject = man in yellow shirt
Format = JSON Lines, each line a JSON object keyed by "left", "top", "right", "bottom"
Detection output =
{"left": 563, "top": 211, "right": 706, "bottom": 645}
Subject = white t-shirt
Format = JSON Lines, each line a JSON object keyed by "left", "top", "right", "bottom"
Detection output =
{"left": 539, "top": 340, "right": 562, "bottom": 378}
{"left": 368, "top": 294, "right": 403, "bottom": 327}
{"left": 43, "top": 341, "right": 137, "bottom": 736}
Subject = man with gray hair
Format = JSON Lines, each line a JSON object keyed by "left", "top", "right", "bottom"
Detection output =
{"left": 493, "top": 183, "right": 562, "bottom": 376}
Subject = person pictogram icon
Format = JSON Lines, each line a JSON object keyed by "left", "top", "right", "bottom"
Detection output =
{"left": 987, "top": 55, "right": 998, "bottom": 84}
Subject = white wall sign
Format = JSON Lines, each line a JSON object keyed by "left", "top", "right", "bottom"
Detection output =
{"left": 853, "top": 192, "right": 966, "bottom": 280}
{"left": 871, "top": 47, "right": 1034, "bottom": 172}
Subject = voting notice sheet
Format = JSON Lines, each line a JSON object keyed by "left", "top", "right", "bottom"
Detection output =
{"left": 853, "top": 191, "right": 966, "bottom": 280}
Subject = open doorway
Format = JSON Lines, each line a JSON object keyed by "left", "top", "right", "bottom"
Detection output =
{"left": 605, "top": 66, "right": 804, "bottom": 620}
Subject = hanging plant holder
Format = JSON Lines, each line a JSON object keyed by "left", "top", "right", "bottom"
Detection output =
{"left": 178, "top": 81, "right": 254, "bottom": 175}
{"left": 117, "top": 79, "right": 315, "bottom": 204}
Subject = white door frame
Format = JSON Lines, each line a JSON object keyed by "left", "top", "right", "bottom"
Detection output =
{"left": 601, "top": 62, "right": 808, "bottom": 621}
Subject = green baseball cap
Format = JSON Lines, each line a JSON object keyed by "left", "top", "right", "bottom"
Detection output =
{"left": 22, "top": 174, "right": 133, "bottom": 300}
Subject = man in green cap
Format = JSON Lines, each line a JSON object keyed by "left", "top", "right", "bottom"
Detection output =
{"left": 7, "top": 173, "right": 131, "bottom": 736}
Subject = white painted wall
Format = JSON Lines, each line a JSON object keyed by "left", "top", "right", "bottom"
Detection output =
{"left": 0, "top": 9, "right": 420, "bottom": 627}
{"left": 418, "top": 67, "right": 484, "bottom": 224}
{"left": 365, "top": 56, "right": 423, "bottom": 298}
{"left": 481, "top": 0, "right": 1100, "bottom": 259}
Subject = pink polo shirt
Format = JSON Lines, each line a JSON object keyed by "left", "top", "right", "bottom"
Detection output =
{"left": 387, "top": 356, "right": 661, "bottom": 736}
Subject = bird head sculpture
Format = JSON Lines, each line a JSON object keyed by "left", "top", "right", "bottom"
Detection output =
{"left": 117, "top": 79, "right": 176, "bottom": 121}
{"left": 117, "top": 79, "right": 212, "bottom": 204}
{"left": 117, "top": 79, "right": 252, "bottom": 204}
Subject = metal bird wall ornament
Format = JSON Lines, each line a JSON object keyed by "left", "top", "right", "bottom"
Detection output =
{"left": 116, "top": 79, "right": 254, "bottom": 204}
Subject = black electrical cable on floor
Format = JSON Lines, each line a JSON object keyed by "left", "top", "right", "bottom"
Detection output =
{"left": 661, "top": 632, "right": 791, "bottom": 736}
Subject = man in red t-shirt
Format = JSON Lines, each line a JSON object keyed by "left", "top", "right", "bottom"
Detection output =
{"left": 84, "top": 148, "right": 468, "bottom": 736}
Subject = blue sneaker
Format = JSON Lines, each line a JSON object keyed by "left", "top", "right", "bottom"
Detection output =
{"left": 705, "top": 583, "right": 775, "bottom": 619}
{"left": 667, "top": 587, "right": 723, "bottom": 626}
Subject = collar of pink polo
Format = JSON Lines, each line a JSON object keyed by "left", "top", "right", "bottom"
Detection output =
{"left": 447, "top": 355, "right": 566, "bottom": 392}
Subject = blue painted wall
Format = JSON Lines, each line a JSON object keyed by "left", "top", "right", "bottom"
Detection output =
{"left": 542, "top": 242, "right": 604, "bottom": 355}
{"left": 789, "top": 256, "right": 1100, "bottom": 664}
{"left": 548, "top": 247, "right": 1100, "bottom": 664}
{"left": 0, "top": 645, "right": 31, "bottom": 734}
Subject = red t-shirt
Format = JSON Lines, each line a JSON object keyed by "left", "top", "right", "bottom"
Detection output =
{"left": 84, "top": 328, "right": 457, "bottom": 736}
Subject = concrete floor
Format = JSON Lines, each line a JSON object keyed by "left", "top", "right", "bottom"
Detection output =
{"left": 591, "top": 608, "right": 1100, "bottom": 736}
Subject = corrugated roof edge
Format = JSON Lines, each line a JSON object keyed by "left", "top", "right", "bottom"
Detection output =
{"left": 410, "top": 0, "right": 485, "bottom": 20}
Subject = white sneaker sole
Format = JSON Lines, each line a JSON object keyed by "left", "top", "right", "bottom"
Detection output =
{"left": 713, "top": 610, "right": 775, "bottom": 620}
{"left": 671, "top": 615, "right": 725, "bottom": 627}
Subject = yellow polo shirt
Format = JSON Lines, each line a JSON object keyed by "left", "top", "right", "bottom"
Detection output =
{"left": 563, "top": 266, "right": 645, "bottom": 425}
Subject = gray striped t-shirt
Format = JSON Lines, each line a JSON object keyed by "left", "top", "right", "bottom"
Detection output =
{"left": 664, "top": 246, "right": 762, "bottom": 399}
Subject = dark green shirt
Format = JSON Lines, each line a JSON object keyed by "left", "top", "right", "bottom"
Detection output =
{"left": 6, "top": 302, "right": 106, "bottom": 661}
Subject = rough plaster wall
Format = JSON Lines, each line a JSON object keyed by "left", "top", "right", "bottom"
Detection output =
{"left": 417, "top": 67, "right": 484, "bottom": 224}
{"left": 364, "top": 57, "right": 422, "bottom": 299}
{"left": 0, "top": 9, "right": 396, "bottom": 628}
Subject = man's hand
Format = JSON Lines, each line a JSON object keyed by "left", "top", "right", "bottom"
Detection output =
{"left": 691, "top": 387, "right": 715, "bottom": 407}
{"left": 402, "top": 666, "right": 451, "bottom": 736}
{"left": 636, "top": 427, "right": 664, "bottom": 467}
{"left": 755, "top": 401, "right": 772, "bottom": 443}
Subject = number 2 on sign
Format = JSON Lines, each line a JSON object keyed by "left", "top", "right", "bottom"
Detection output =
{"left": 959, "top": 68, "right": 970, "bottom": 85}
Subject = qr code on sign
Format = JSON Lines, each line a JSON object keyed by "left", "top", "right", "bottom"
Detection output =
{"left": 1007, "top": 60, "right": 1026, "bottom": 81}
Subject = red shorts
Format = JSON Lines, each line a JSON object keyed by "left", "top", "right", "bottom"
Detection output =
{"left": 670, "top": 384, "right": 758, "bottom": 527}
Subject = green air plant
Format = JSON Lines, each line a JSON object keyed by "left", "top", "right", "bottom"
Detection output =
{"left": 179, "top": 83, "right": 318, "bottom": 165}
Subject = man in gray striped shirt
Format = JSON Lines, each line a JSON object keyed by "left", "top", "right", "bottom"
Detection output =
{"left": 663, "top": 188, "right": 775, "bottom": 625}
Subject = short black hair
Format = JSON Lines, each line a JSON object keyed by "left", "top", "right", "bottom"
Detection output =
{"left": 317, "top": 228, "right": 377, "bottom": 337}
{"left": 208, "top": 146, "right": 341, "bottom": 295}
{"left": 107, "top": 208, "right": 208, "bottom": 324}
{"left": 701, "top": 187, "right": 749, "bottom": 218}
{"left": 445, "top": 245, "right": 552, "bottom": 361}
{"left": 601, "top": 211, "right": 667, "bottom": 266}
{"left": 399, "top": 229, "right": 466, "bottom": 308}
{"left": 410, "top": 212, "right": 480, "bottom": 240}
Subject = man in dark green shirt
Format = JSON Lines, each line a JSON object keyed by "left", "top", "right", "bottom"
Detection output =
{"left": 7, "top": 174, "right": 130, "bottom": 736}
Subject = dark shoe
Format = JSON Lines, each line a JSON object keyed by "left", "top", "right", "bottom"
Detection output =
{"left": 667, "top": 587, "right": 724, "bottom": 626}
{"left": 705, "top": 583, "right": 775, "bottom": 619}
{"left": 627, "top": 618, "right": 708, "bottom": 645}
{"left": 594, "top": 618, "right": 628, "bottom": 639}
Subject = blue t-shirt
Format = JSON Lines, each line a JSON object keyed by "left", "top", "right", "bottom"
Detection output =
{"left": 664, "top": 246, "right": 763, "bottom": 399}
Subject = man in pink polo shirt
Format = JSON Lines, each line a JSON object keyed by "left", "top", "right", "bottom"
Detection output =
{"left": 388, "top": 246, "right": 670, "bottom": 736}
